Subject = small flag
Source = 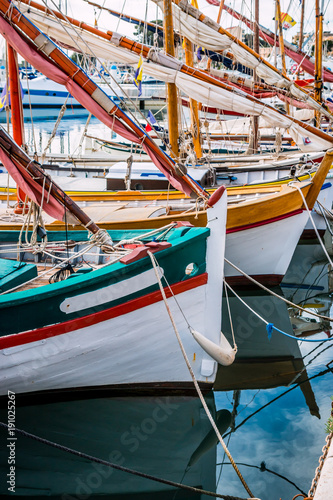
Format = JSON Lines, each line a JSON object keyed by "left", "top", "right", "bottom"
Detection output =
{"left": 281, "top": 13, "right": 296, "bottom": 30}
{"left": 145, "top": 110, "right": 157, "bottom": 131}
{"left": 147, "top": 110, "right": 157, "bottom": 126}
{"left": 205, "top": 0, "right": 220, "bottom": 5}
{"left": 134, "top": 56, "right": 143, "bottom": 96}
{"left": 303, "top": 137, "right": 311, "bottom": 145}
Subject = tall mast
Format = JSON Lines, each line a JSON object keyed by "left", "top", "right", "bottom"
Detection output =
{"left": 252, "top": 0, "right": 259, "bottom": 153}
{"left": 183, "top": 37, "right": 202, "bottom": 158}
{"left": 7, "top": 44, "right": 26, "bottom": 212}
{"left": 314, "top": 0, "right": 323, "bottom": 127}
{"left": 297, "top": 0, "right": 305, "bottom": 78}
{"left": 275, "top": 0, "right": 290, "bottom": 115}
{"left": 163, "top": 0, "right": 179, "bottom": 158}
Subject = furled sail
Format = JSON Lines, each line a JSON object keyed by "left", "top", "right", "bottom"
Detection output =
{"left": 153, "top": 0, "right": 332, "bottom": 122}
{"left": 0, "top": 1, "right": 208, "bottom": 199}
{"left": 221, "top": 2, "right": 333, "bottom": 83}
{"left": 14, "top": 0, "right": 333, "bottom": 153}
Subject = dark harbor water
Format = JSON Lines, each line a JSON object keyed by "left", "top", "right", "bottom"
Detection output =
{"left": 0, "top": 116, "right": 332, "bottom": 500}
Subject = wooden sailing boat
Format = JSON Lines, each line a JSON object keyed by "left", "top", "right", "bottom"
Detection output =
{"left": 0, "top": 124, "right": 230, "bottom": 396}
{"left": 0, "top": 0, "right": 332, "bottom": 289}
{"left": 0, "top": 0, "right": 233, "bottom": 395}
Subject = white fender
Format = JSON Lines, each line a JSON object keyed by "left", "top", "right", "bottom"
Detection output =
{"left": 191, "top": 328, "right": 236, "bottom": 366}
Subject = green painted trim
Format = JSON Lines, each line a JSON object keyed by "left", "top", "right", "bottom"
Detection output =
{"left": 0, "top": 227, "right": 209, "bottom": 336}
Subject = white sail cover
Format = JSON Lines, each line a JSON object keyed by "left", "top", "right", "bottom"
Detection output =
{"left": 18, "top": 3, "right": 333, "bottom": 152}
{"left": 152, "top": 0, "right": 332, "bottom": 121}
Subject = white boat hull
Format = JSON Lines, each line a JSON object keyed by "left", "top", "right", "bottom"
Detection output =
{"left": 0, "top": 284, "right": 218, "bottom": 395}
{"left": 225, "top": 210, "right": 309, "bottom": 286}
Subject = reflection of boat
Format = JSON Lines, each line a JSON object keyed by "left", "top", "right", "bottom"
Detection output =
{"left": 214, "top": 287, "right": 320, "bottom": 417}
{"left": 0, "top": 394, "right": 230, "bottom": 498}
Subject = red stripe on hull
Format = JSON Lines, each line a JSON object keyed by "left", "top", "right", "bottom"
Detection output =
{"left": 227, "top": 209, "right": 304, "bottom": 234}
{"left": 0, "top": 273, "right": 208, "bottom": 350}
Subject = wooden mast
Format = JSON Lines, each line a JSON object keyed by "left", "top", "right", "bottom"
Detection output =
{"left": 251, "top": 0, "right": 259, "bottom": 154}
{"left": 7, "top": 44, "right": 27, "bottom": 213}
{"left": 297, "top": 0, "right": 305, "bottom": 78}
{"left": 275, "top": 0, "right": 290, "bottom": 115}
{"left": 314, "top": 0, "right": 323, "bottom": 127}
{"left": 163, "top": 0, "right": 179, "bottom": 158}
{"left": 183, "top": 37, "right": 202, "bottom": 158}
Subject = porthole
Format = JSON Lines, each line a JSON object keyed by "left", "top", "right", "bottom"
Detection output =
{"left": 185, "top": 263, "right": 199, "bottom": 277}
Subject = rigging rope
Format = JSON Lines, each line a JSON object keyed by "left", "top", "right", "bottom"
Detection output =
{"left": 148, "top": 251, "right": 254, "bottom": 498}
{"left": 224, "top": 258, "right": 333, "bottom": 323}
{"left": 224, "top": 280, "right": 333, "bottom": 342}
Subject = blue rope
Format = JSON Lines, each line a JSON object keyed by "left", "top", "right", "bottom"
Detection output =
{"left": 266, "top": 323, "right": 333, "bottom": 342}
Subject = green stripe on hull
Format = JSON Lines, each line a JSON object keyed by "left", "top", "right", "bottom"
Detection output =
{"left": 0, "top": 227, "right": 209, "bottom": 336}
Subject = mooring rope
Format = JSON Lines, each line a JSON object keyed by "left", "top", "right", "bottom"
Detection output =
{"left": 224, "top": 281, "right": 333, "bottom": 342}
{"left": 224, "top": 258, "right": 333, "bottom": 323}
{"left": 148, "top": 251, "right": 255, "bottom": 498}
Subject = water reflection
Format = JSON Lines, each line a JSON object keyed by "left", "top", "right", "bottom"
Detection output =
{"left": 214, "top": 238, "right": 333, "bottom": 500}
{"left": 0, "top": 394, "right": 230, "bottom": 499}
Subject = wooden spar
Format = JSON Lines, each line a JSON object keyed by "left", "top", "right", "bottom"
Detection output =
{"left": 0, "top": 0, "right": 209, "bottom": 200}
{"left": 0, "top": 127, "right": 101, "bottom": 234}
{"left": 163, "top": 0, "right": 179, "bottom": 158}
{"left": 275, "top": 0, "right": 290, "bottom": 115}
{"left": 7, "top": 44, "right": 27, "bottom": 210}
{"left": 314, "top": 0, "right": 323, "bottom": 127}
{"left": 16, "top": 0, "right": 322, "bottom": 117}
{"left": 252, "top": 0, "right": 259, "bottom": 153}
{"left": 297, "top": 0, "right": 305, "bottom": 78}
{"left": 183, "top": 37, "right": 202, "bottom": 158}
{"left": 8, "top": 0, "right": 333, "bottom": 147}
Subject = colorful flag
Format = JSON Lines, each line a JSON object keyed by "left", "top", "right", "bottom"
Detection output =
{"left": 133, "top": 56, "right": 143, "bottom": 96}
{"left": 281, "top": 13, "right": 296, "bottom": 30}
{"left": 145, "top": 110, "right": 157, "bottom": 132}
{"left": 205, "top": 0, "right": 220, "bottom": 5}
